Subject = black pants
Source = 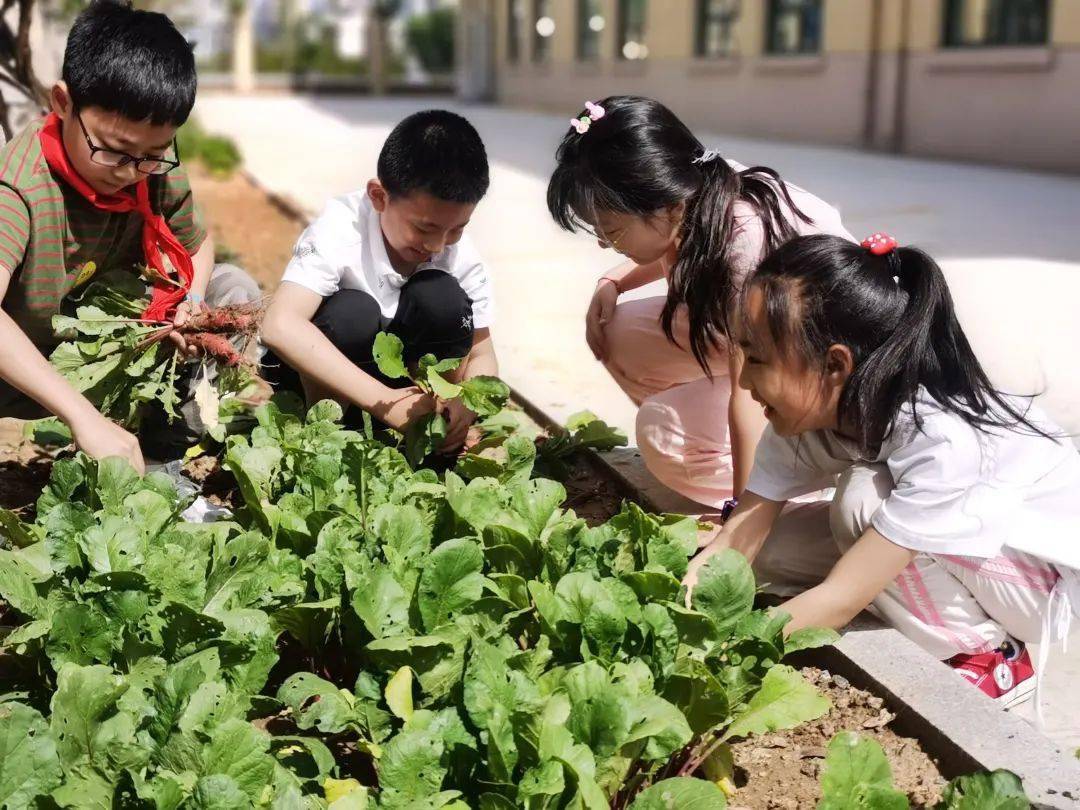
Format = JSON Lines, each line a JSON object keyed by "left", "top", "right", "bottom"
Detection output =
{"left": 266, "top": 269, "right": 475, "bottom": 424}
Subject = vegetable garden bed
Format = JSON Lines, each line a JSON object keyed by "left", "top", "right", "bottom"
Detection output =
{"left": 0, "top": 394, "right": 1040, "bottom": 809}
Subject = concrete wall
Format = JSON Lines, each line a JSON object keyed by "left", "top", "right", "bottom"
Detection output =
{"left": 467, "top": 0, "right": 1080, "bottom": 173}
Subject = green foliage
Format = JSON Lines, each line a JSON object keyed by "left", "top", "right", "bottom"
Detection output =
{"left": 628, "top": 777, "right": 728, "bottom": 809}
{"left": 48, "top": 271, "right": 257, "bottom": 433}
{"left": 818, "top": 732, "right": 908, "bottom": 809}
{"left": 373, "top": 331, "right": 511, "bottom": 465}
{"left": 178, "top": 116, "right": 243, "bottom": 177}
{"left": 0, "top": 395, "right": 845, "bottom": 806}
{"left": 936, "top": 770, "right": 1031, "bottom": 809}
{"left": 817, "top": 732, "right": 1032, "bottom": 810}
{"left": 406, "top": 8, "right": 457, "bottom": 73}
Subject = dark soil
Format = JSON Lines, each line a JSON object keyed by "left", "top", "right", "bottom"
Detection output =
{"left": 729, "top": 667, "right": 946, "bottom": 809}
{"left": 558, "top": 453, "right": 625, "bottom": 525}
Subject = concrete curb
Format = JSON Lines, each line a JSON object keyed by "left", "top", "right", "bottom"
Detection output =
{"left": 509, "top": 387, "right": 1080, "bottom": 808}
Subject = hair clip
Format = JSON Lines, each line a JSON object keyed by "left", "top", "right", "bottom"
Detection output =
{"left": 692, "top": 148, "right": 723, "bottom": 165}
{"left": 570, "top": 101, "right": 606, "bottom": 134}
{"left": 861, "top": 232, "right": 898, "bottom": 256}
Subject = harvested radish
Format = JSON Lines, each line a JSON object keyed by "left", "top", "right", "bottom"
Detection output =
{"left": 49, "top": 271, "right": 265, "bottom": 430}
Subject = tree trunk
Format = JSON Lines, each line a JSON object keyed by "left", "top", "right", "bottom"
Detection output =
{"left": 367, "top": 9, "right": 386, "bottom": 96}
{"left": 231, "top": 0, "right": 255, "bottom": 94}
{"left": 14, "top": 0, "right": 44, "bottom": 102}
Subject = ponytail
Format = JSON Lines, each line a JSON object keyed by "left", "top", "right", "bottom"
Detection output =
{"left": 748, "top": 235, "right": 1052, "bottom": 454}
{"left": 662, "top": 162, "right": 813, "bottom": 373}
{"left": 545, "top": 95, "right": 813, "bottom": 375}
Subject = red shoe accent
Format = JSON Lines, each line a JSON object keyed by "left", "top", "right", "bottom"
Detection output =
{"left": 948, "top": 642, "right": 1036, "bottom": 708}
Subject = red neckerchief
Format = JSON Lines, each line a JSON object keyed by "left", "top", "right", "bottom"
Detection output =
{"left": 38, "top": 112, "right": 192, "bottom": 321}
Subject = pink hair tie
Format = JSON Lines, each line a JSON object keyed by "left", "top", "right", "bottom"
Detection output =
{"left": 861, "top": 232, "right": 898, "bottom": 256}
{"left": 570, "top": 101, "right": 606, "bottom": 134}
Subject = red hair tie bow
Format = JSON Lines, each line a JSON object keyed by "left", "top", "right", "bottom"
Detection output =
{"left": 861, "top": 232, "right": 898, "bottom": 256}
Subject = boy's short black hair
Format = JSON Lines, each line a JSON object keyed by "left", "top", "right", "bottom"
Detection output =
{"left": 62, "top": 0, "right": 197, "bottom": 127}
{"left": 377, "top": 110, "right": 490, "bottom": 204}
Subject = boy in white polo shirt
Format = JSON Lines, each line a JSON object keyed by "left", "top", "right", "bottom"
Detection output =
{"left": 262, "top": 110, "right": 498, "bottom": 452}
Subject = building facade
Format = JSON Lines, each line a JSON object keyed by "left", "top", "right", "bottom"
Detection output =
{"left": 457, "top": 0, "right": 1080, "bottom": 173}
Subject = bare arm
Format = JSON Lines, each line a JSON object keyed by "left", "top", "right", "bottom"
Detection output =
{"left": 0, "top": 268, "right": 144, "bottom": 472}
{"left": 683, "top": 491, "right": 785, "bottom": 606}
{"left": 453, "top": 327, "right": 497, "bottom": 380}
{"left": 261, "top": 281, "right": 433, "bottom": 429}
{"left": 600, "top": 258, "right": 667, "bottom": 292}
{"left": 188, "top": 235, "right": 215, "bottom": 300}
{"left": 781, "top": 528, "right": 916, "bottom": 634}
{"left": 728, "top": 349, "right": 769, "bottom": 495}
{"left": 586, "top": 259, "right": 667, "bottom": 362}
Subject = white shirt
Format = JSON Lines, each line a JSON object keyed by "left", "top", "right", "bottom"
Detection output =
{"left": 747, "top": 388, "right": 1080, "bottom": 560}
{"left": 281, "top": 192, "right": 495, "bottom": 329}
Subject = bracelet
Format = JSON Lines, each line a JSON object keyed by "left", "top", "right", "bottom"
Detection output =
{"left": 720, "top": 496, "right": 739, "bottom": 524}
{"left": 185, "top": 292, "right": 204, "bottom": 305}
{"left": 598, "top": 275, "right": 621, "bottom": 294}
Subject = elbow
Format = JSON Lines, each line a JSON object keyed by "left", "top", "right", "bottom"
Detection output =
{"left": 260, "top": 305, "right": 290, "bottom": 352}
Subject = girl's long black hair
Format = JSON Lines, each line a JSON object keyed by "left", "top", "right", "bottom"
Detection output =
{"left": 745, "top": 235, "right": 1051, "bottom": 453}
{"left": 547, "top": 95, "right": 812, "bottom": 374}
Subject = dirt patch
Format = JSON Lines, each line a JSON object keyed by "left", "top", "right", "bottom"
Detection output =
{"left": 729, "top": 667, "right": 946, "bottom": 810}
{"left": 0, "top": 419, "right": 53, "bottom": 516}
{"left": 188, "top": 164, "right": 305, "bottom": 292}
{"left": 560, "top": 453, "right": 625, "bottom": 526}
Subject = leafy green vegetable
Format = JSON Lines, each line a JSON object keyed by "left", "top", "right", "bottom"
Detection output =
{"left": 371, "top": 331, "right": 510, "bottom": 464}
{"left": 935, "top": 770, "right": 1031, "bottom": 810}
{"left": 628, "top": 777, "right": 728, "bottom": 809}
{"left": 816, "top": 733, "right": 1033, "bottom": 810}
{"left": 0, "top": 396, "right": 849, "bottom": 807}
{"left": 818, "top": 731, "right": 909, "bottom": 809}
{"left": 48, "top": 272, "right": 258, "bottom": 431}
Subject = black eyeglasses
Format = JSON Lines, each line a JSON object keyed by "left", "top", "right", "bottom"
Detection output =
{"left": 76, "top": 112, "right": 181, "bottom": 176}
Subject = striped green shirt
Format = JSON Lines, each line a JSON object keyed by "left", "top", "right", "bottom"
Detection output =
{"left": 0, "top": 117, "right": 206, "bottom": 345}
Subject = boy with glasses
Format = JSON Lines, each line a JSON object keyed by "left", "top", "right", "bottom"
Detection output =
{"left": 0, "top": 0, "right": 259, "bottom": 471}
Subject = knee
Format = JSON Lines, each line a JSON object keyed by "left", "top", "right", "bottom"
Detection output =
{"left": 395, "top": 270, "right": 473, "bottom": 359}
{"left": 636, "top": 395, "right": 682, "bottom": 475}
{"left": 207, "top": 264, "right": 261, "bottom": 306}
{"left": 603, "top": 301, "right": 651, "bottom": 374}
{"left": 402, "top": 271, "right": 471, "bottom": 331}
{"left": 830, "top": 463, "right": 893, "bottom": 551}
{"left": 312, "top": 289, "right": 383, "bottom": 359}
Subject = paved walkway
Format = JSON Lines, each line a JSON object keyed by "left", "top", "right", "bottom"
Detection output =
{"left": 196, "top": 94, "right": 1080, "bottom": 748}
{"left": 196, "top": 93, "right": 1080, "bottom": 438}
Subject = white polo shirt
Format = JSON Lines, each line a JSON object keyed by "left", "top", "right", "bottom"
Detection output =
{"left": 281, "top": 191, "right": 495, "bottom": 329}
{"left": 747, "top": 387, "right": 1080, "bottom": 560}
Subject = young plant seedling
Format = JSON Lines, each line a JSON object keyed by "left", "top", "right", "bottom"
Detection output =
{"left": 372, "top": 331, "right": 510, "bottom": 466}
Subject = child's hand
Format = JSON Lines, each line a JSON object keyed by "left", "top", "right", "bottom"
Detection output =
{"left": 440, "top": 397, "right": 477, "bottom": 454}
{"left": 69, "top": 412, "right": 145, "bottom": 475}
{"left": 376, "top": 386, "right": 437, "bottom": 432}
{"left": 682, "top": 541, "right": 724, "bottom": 609}
{"left": 585, "top": 278, "right": 619, "bottom": 362}
{"left": 169, "top": 300, "right": 202, "bottom": 357}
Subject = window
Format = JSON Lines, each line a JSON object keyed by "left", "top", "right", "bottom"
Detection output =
{"left": 765, "top": 0, "right": 822, "bottom": 55}
{"left": 942, "top": 0, "right": 1050, "bottom": 47}
{"left": 533, "top": 0, "right": 555, "bottom": 63}
{"left": 507, "top": 0, "right": 525, "bottom": 63}
{"left": 696, "top": 0, "right": 740, "bottom": 58}
{"left": 617, "top": 0, "right": 648, "bottom": 61}
{"left": 577, "top": 0, "right": 605, "bottom": 61}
